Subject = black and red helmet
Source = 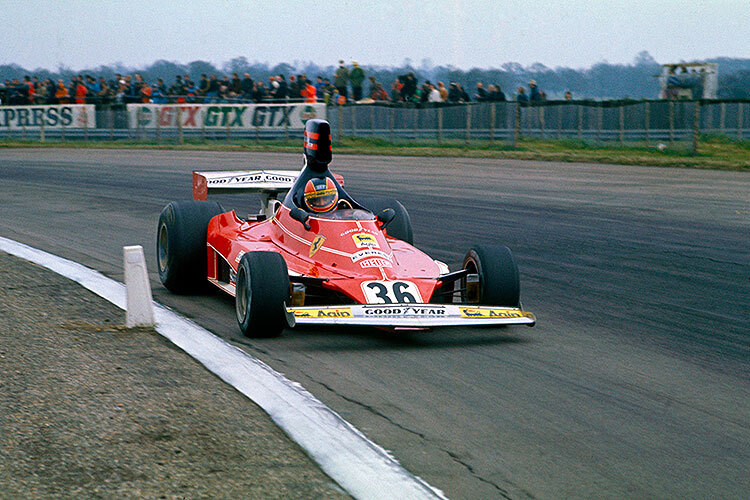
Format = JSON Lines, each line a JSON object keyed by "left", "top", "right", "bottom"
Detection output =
{"left": 303, "top": 177, "right": 339, "bottom": 213}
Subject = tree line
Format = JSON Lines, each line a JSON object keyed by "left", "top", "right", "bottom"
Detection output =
{"left": 2, "top": 51, "right": 748, "bottom": 100}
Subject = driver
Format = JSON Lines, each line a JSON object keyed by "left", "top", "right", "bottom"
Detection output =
{"left": 303, "top": 177, "right": 339, "bottom": 213}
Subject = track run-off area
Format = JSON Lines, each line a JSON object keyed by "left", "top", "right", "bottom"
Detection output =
{"left": 1, "top": 148, "right": 748, "bottom": 499}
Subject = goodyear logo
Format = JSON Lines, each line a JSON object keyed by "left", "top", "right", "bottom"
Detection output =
{"left": 293, "top": 308, "right": 352, "bottom": 318}
{"left": 309, "top": 235, "right": 326, "bottom": 257}
{"left": 352, "top": 233, "right": 378, "bottom": 248}
{"left": 459, "top": 307, "right": 527, "bottom": 318}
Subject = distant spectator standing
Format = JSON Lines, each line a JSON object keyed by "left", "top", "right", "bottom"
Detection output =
{"left": 475, "top": 82, "right": 487, "bottom": 101}
{"left": 75, "top": 77, "right": 88, "bottom": 104}
{"left": 487, "top": 84, "right": 506, "bottom": 101}
{"left": 564, "top": 91, "right": 573, "bottom": 101}
{"left": 529, "top": 80, "right": 541, "bottom": 102}
{"left": 437, "top": 81, "right": 448, "bottom": 101}
{"left": 241, "top": 73, "right": 254, "bottom": 99}
{"left": 427, "top": 82, "right": 442, "bottom": 103}
{"left": 55, "top": 80, "right": 70, "bottom": 104}
{"left": 334, "top": 60, "right": 349, "bottom": 101}
{"left": 349, "top": 62, "right": 365, "bottom": 101}
{"left": 288, "top": 75, "right": 300, "bottom": 100}
{"left": 516, "top": 86, "right": 528, "bottom": 103}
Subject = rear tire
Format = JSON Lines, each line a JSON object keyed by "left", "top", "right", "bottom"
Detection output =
{"left": 157, "top": 200, "right": 224, "bottom": 294}
{"left": 235, "top": 252, "right": 290, "bottom": 337}
{"left": 463, "top": 245, "right": 520, "bottom": 307}
{"left": 357, "top": 196, "right": 413, "bottom": 244}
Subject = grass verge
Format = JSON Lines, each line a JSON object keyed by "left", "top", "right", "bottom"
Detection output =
{"left": 1, "top": 135, "right": 748, "bottom": 171}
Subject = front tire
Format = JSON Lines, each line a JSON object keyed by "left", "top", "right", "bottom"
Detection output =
{"left": 462, "top": 245, "right": 520, "bottom": 307}
{"left": 235, "top": 252, "right": 290, "bottom": 337}
{"left": 157, "top": 200, "right": 224, "bottom": 294}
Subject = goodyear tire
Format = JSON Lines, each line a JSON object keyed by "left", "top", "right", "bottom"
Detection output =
{"left": 463, "top": 245, "right": 520, "bottom": 307}
{"left": 157, "top": 200, "right": 224, "bottom": 294}
{"left": 235, "top": 252, "right": 290, "bottom": 338}
{"left": 358, "top": 196, "right": 413, "bottom": 244}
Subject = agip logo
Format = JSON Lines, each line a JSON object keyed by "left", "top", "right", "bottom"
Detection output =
{"left": 352, "top": 233, "right": 378, "bottom": 248}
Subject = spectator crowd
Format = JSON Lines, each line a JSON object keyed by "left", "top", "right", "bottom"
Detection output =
{"left": 1, "top": 60, "right": 550, "bottom": 107}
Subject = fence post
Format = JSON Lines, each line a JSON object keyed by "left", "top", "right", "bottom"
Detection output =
{"left": 109, "top": 107, "right": 114, "bottom": 141}
{"left": 352, "top": 105, "right": 357, "bottom": 137}
{"left": 156, "top": 110, "right": 161, "bottom": 143}
{"left": 40, "top": 114, "right": 45, "bottom": 143}
{"left": 370, "top": 106, "right": 375, "bottom": 136}
{"left": 201, "top": 107, "right": 206, "bottom": 141}
{"left": 465, "top": 103, "right": 471, "bottom": 144}
{"left": 644, "top": 101, "right": 650, "bottom": 144}
{"left": 596, "top": 105, "right": 602, "bottom": 142}
{"left": 177, "top": 106, "right": 183, "bottom": 145}
{"left": 285, "top": 99, "right": 289, "bottom": 141}
{"left": 738, "top": 103, "right": 744, "bottom": 140}
{"left": 577, "top": 105, "right": 583, "bottom": 139}
{"left": 692, "top": 100, "right": 701, "bottom": 155}
{"left": 389, "top": 106, "right": 395, "bottom": 142}
{"left": 557, "top": 105, "right": 562, "bottom": 139}
{"left": 490, "top": 103, "right": 495, "bottom": 143}
{"left": 539, "top": 106, "right": 545, "bottom": 139}
{"left": 719, "top": 102, "right": 726, "bottom": 134}
{"left": 137, "top": 107, "right": 142, "bottom": 140}
{"left": 513, "top": 101, "right": 520, "bottom": 147}
{"left": 338, "top": 104, "right": 343, "bottom": 142}
{"left": 84, "top": 108, "right": 89, "bottom": 141}
{"left": 413, "top": 107, "right": 418, "bottom": 141}
{"left": 668, "top": 100, "right": 674, "bottom": 144}
{"left": 619, "top": 105, "right": 624, "bottom": 144}
{"left": 437, "top": 106, "right": 443, "bottom": 144}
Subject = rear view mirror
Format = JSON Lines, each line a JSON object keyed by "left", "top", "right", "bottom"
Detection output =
{"left": 290, "top": 207, "right": 311, "bottom": 230}
{"left": 376, "top": 208, "right": 395, "bottom": 228}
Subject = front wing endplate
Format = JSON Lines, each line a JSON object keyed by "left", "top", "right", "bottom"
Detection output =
{"left": 288, "top": 304, "right": 536, "bottom": 327}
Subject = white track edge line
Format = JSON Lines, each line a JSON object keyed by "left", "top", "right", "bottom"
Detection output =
{"left": 0, "top": 236, "right": 447, "bottom": 500}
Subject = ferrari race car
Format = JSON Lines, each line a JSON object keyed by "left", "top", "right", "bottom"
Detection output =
{"left": 156, "top": 119, "right": 535, "bottom": 337}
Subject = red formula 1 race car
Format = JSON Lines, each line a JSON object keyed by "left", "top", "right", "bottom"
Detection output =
{"left": 157, "top": 119, "right": 535, "bottom": 337}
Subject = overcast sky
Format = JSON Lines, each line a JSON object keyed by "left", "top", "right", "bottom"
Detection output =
{"left": 3, "top": 0, "right": 747, "bottom": 71}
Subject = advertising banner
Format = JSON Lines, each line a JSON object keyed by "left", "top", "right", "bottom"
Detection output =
{"left": 0, "top": 105, "right": 95, "bottom": 129}
{"left": 127, "top": 103, "right": 326, "bottom": 129}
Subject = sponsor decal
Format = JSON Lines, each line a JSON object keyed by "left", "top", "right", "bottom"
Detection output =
{"left": 300, "top": 105, "right": 318, "bottom": 122}
{"left": 0, "top": 105, "right": 91, "bottom": 129}
{"left": 293, "top": 308, "right": 352, "bottom": 318}
{"left": 127, "top": 103, "right": 326, "bottom": 130}
{"left": 309, "top": 235, "right": 326, "bottom": 257}
{"left": 340, "top": 227, "right": 377, "bottom": 237}
{"left": 459, "top": 307, "right": 528, "bottom": 319}
{"left": 352, "top": 233, "right": 378, "bottom": 248}
{"left": 207, "top": 172, "right": 296, "bottom": 186}
{"left": 351, "top": 249, "right": 391, "bottom": 263}
{"left": 360, "top": 258, "right": 392, "bottom": 268}
{"left": 234, "top": 251, "right": 246, "bottom": 263}
{"left": 363, "top": 305, "right": 446, "bottom": 317}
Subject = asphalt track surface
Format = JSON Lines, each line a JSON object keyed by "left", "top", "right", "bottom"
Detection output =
{"left": 1, "top": 149, "right": 748, "bottom": 499}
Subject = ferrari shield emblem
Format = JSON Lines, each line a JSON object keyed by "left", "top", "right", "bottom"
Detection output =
{"left": 309, "top": 235, "right": 326, "bottom": 257}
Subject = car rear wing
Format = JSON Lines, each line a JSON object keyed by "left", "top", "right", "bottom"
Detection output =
{"left": 193, "top": 169, "right": 345, "bottom": 218}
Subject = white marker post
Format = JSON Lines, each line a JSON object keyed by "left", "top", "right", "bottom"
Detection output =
{"left": 123, "top": 245, "right": 155, "bottom": 327}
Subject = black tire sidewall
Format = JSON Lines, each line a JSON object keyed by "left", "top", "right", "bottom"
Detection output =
{"left": 463, "top": 245, "right": 520, "bottom": 307}
{"left": 236, "top": 251, "right": 290, "bottom": 337}
{"left": 157, "top": 200, "right": 223, "bottom": 294}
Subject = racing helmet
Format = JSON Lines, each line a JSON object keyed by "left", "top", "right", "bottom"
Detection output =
{"left": 303, "top": 177, "right": 339, "bottom": 213}
{"left": 303, "top": 119, "right": 332, "bottom": 172}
